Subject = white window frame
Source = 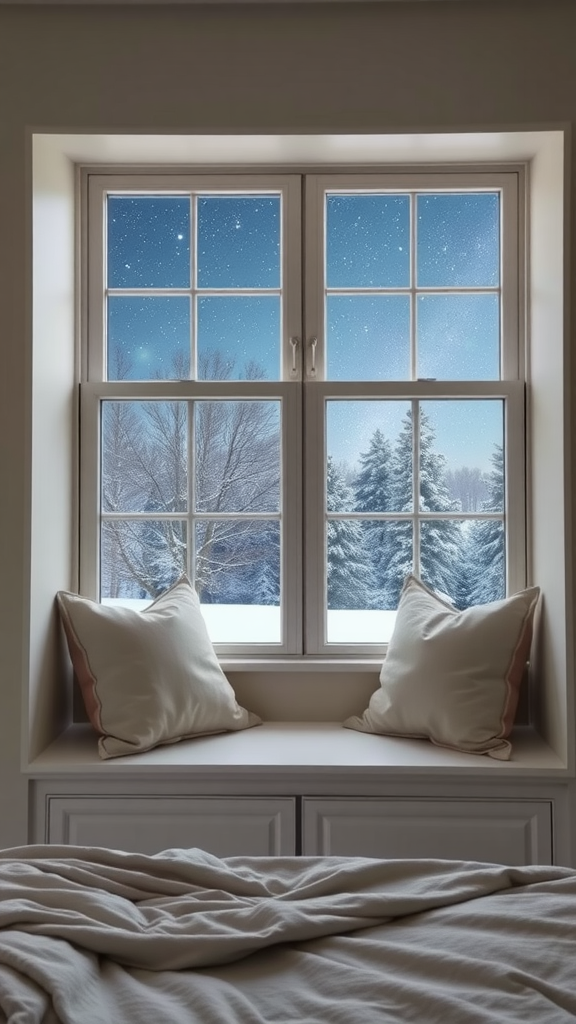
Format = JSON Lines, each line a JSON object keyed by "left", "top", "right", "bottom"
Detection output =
{"left": 80, "top": 165, "right": 526, "bottom": 659}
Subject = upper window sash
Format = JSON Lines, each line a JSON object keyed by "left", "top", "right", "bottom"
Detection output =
{"left": 304, "top": 170, "right": 521, "bottom": 383}
{"left": 85, "top": 173, "right": 303, "bottom": 385}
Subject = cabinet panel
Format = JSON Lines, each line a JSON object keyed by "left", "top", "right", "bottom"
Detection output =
{"left": 48, "top": 796, "right": 296, "bottom": 856}
{"left": 303, "top": 798, "right": 552, "bottom": 865}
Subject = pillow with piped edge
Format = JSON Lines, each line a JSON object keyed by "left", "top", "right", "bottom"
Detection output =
{"left": 344, "top": 574, "right": 540, "bottom": 760}
{"left": 56, "top": 575, "right": 261, "bottom": 759}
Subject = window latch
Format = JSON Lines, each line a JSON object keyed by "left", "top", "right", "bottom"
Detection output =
{"left": 309, "top": 336, "right": 318, "bottom": 378}
{"left": 289, "top": 336, "right": 299, "bottom": 377}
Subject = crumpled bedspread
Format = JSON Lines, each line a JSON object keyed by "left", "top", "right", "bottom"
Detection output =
{"left": 0, "top": 845, "right": 575, "bottom": 1024}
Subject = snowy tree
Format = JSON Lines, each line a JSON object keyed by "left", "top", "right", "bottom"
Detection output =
{"left": 194, "top": 396, "right": 280, "bottom": 602}
{"left": 382, "top": 412, "right": 414, "bottom": 607}
{"left": 101, "top": 400, "right": 188, "bottom": 599}
{"left": 353, "top": 429, "right": 397, "bottom": 608}
{"left": 326, "top": 457, "right": 373, "bottom": 610}
{"left": 100, "top": 354, "right": 280, "bottom": 601}
{"left": 465, "top": 444, "right": 506, "bottom": 605}
{"left": 418, "top": 408, "right": 463, "bottom": 598}
{"left": 355, "top": 429, "right": 395, "bottom": 513}
{"left": 385, "top": 407, "right": 462, "bottom": 606}
{"left": 199, "top": 520, "right": 280, "bottom": 607}
{"left": 249, "top": 536, "right": 281, "bottom": 606}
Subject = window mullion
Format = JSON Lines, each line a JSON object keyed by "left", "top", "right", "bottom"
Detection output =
{"left": 412, "top": 398, "right": 421, "bottom": 579}
{"left": 410, "top": 192, "right": 417, "bottom": 381}
{"left": 191, "top": 194, "right": 197, "bottom": 380}
{"left": 188, "top": 398, "right": 195, "bottom": 586}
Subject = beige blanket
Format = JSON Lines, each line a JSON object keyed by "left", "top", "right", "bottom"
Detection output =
{"left": 0, "top": 845, "right": 575, "bottom": 1023}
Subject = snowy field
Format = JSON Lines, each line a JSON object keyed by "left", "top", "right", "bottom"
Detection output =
{"left": 103, "top": 600, "right": 397, "bottom": 645}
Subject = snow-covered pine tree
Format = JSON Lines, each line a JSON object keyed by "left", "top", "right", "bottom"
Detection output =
{"left": 418, "top": 407, "right": 463, "bottom": 599}
{"left": 244, "top": 522, "right": 281, "bottom": 606}
{"left": 326, "top": 457, "right": 373, "bottom": 610}
{"left": 354, "top": 428, "right": 398, "bottom": 609}
{"left": 384, "top": 411, "right": 414, "bottom": 607}
{"left": 385, "top": 407, "right": 462, "bottom": 606}
{"left": 465, "top": 443, "right": 506, "bottom": 605}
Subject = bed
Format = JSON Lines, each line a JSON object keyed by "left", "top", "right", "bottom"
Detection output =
{"left": 1, "top": 845, "right": 575, "bottom": 1024}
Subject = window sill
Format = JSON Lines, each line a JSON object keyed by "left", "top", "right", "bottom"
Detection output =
{"left": 25, "top": 722, "right": 567, "bottom": 777}
{"left": 219, "top": 657, "right": 383, "bottom": 673}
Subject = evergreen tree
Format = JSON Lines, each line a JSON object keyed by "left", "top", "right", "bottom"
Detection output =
{"left": 326, "top": 457, "right": 373, "bottom": 610}
{"left": 244, "top": 522, "right": 281, "bottom": 606}
{"left": 355, "top": 429, "right": 395, "bottom": 512}
{"left": 465, "top": 444, "right": 506, "bottom": 605}
{"left": 418, "top": 408, "right": 462, "bottom": 599}
{"left": 450, "top": 522, "right": 481, "bottom": 611}
{"left": 386, "top": 407, "right": 461, "bottom": 606}
{"left": 354, "top": 429, "right": 396, "bottom": 608}
{"left": 382, "top": 412, "right": 414, "bottom": 607}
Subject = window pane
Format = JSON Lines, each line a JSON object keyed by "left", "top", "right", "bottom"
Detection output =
{"left": 326, "top": 401, "right": 412, "bottom": 513}
{"left": 195, "top": 400, "right": 280, "bottom": 514}
{"left": 417, "top": 294, "right": 500, "bottom": 380}
{"left": 195, "top": 520, "right": 281, "bottom": 643}
{"left": 417, "top": 193, "right": 500, "bottom": 288}
{"left": 420, "top": 401, "right": 504, "bottom": 513}
{"left": 326, "top": 295, "right": 410, "bottom": 381}
{"left": 197, "top": 296, "right": 281, "bottom": 381}
{"left": 102, "top": 401, "right": 188, "bottom": 514}
{"left": 107, "top": 296, "right": 190, "bottom": 380}
{"left": 100, "top": 519, "right": 186, "bottom": 600}
{"left": 107, "top": 196, "right": 190, "bottom": 289}
{"left": 326, "top": 194, "right": 410, "bottom": 288}
{"left": 326, "top": 520, "right": 412, "bottom": 643}
{"left": 420, "top": 519, "right": 505, "bottom": 609}
{"left": 197, "top": 196, "right": 280, "bottom": 289}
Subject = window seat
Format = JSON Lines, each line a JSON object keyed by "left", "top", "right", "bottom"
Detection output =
{"left": 26, "top": 722, "right": 566, "bottom": 777}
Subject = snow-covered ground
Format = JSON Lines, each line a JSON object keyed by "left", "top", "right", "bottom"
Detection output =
{"left": 103, "top": 599, "right": 397, "bottom": 645}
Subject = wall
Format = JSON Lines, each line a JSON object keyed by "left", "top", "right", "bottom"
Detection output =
{"left": 0, "top": 0, "right": 574, "bottom": 847}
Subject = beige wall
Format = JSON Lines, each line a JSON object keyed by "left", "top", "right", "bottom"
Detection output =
{"left": 0, "top": 0, "right": 574, "bottom": 847}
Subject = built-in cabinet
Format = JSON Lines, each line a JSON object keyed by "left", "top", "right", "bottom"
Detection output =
{"left": 301, "top": 798, "right": 552, "bottom": 863}
{"left": 41, "top": 793, "right": 553, "bottom": 864}
{"left": 45, "top": 796, "right": 296, "bottom": 856}
{"left": 32, "top": 782, "right": 567, "bottom": 866}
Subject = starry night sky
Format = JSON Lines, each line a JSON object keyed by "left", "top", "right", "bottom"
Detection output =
{"left": 107, "top": 195, "right": 280, "bottom": 381}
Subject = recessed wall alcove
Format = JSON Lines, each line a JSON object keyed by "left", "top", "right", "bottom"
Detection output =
{"left": 26, "top": 130, "right": 572, "bottom": 785}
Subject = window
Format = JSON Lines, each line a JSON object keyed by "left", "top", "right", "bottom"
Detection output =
{"left": 81, "top": 168, "right": 525, "bottom": 657}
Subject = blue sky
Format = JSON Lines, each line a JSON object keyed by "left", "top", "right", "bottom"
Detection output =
{"left": 327, "top": 399, "right": 503, "bottom": 477}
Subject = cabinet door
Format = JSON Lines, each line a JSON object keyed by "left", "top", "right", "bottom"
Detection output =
{"left": 48, "top": 796, "right": 296, "bottom": 856}
{"left": 302, "top": 798, "right": 552, "bottom": 865}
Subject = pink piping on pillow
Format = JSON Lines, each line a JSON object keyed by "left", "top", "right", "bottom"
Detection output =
{"left": 499, "top": 611, "right": 536, "bottom": 740}
{"left": 59, "top": 609, "right": 104, "bottom": 735}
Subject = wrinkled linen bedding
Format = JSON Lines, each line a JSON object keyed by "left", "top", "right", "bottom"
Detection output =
{"left": 0, "top": 846, "right": 575, "bottom": 1023}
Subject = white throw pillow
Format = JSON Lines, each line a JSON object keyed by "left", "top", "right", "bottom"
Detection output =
{"left": 57, "top": 576, "right": 261, "bottom": 759}
{"left": 344, "top": 575, "right": 540, "bottom": 760}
